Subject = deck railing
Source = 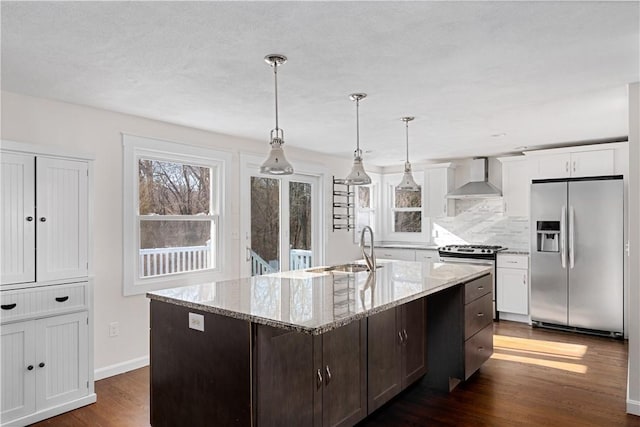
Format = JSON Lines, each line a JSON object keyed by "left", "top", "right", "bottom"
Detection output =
{"left": 140, "top": 242, "right": 211, "bottom": 277}
{"left": 249, "top": 248, "right": 313, "bottom": 276}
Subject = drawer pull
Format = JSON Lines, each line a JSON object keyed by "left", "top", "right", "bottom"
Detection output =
{"left": 478, "top": 346, "right": 485, "bottom": 352}
{"left": 477, "top": 313, "right": 484, "bottom": 317}
{"left": 1, "top": 303, "right": 17, "bottom": 310}
{"left": 477, "top": 286, "right": 484, "bottom": 290}
{"left": 55, "top": 296, "right": 69, "bottom": 303}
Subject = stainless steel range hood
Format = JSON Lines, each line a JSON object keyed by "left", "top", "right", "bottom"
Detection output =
{"left": 446, "top": 157, "right": 502, "bottom": 199}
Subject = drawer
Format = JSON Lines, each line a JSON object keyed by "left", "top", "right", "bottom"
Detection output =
{"left": 374, "top": 248, "right": 415, "bottom": 261}
{"left": 465, "top": 293, "right": 493, "bottom": 340}
{"left": 415, "top": 249, "right": 439, "bottom": 262}
{"left": 464, "top": 323, "right": 493, "bottom": 380}
{"left": 464, "top": 274, "right": 492, "bottom": 304}
{"left": 1, "top": 282, "right": 87, "bottom": 323}
{"left": 497, "top": 254, "right": 528, "bottom": 269}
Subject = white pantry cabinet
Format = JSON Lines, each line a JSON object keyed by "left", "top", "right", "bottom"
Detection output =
{"left": 1, "top": 141, "right": 95, "bottom": 427}
{"left": 1, "top": 153, "right": 88, "bottom": 286}
{"left": 424, "top": 163, "right": 455, "bottom": 218}
{"left": 496, "top": 254, "right": 529, "bottom": 317}
{"left": 498, "top": 156, "right": 532, "bottom": 217}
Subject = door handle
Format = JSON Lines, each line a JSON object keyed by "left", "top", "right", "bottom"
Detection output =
{"left": 572, "top": 161, "right": 576, "bottom": 173}
{"left": 565, "top": 161, "right": 569, "bottom": 173}
{"left": 560, "top": 205, "right": 567, "bottom": 269}
{"left": 316, "top": 368, "right": 323, "bottom": 388}
{"left": 398, "top": 331, "right": 404, "bottom": 344}
{"left": 245, "top": 247, "right": 251, "bottom": 262}
{"left": 325, "top": 365, "right": 332, "bottom": 384}
{"left": 402, "top": 329, "right": 408, "bottom": 342}
{"left": 569, "top": 206, "right": 575, "bottom": 269}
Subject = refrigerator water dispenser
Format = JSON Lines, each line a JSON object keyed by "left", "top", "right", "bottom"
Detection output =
{"left": 536, "top": 221, "right": 560, "bottom": 252}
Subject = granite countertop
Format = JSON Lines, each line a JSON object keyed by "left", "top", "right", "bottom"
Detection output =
{"left": 147, "top": 260, "right": 491, "bottom": 335}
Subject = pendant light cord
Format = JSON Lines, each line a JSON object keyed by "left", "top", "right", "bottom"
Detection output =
{"left": 355, "top": 98, "right": 360, "bottom": 153}
{"left": 405, "top": 120, "right": 409, "bottom": 163}
{"left": 273, "top": 63, "right": 279, "bottom": 132}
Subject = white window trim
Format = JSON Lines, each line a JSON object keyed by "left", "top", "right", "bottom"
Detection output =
{"left": 381, "top": 171, "right": 429, "bottom": 242}
{"left": 239, "top": 153, "right": 326, "bottom": 277}
{"left": 122, "top": 134, "right": 232, "bottom": 296}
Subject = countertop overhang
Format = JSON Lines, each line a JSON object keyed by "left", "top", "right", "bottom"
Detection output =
{"left": 147, "top": 260, "right": 492, "bottom": 335}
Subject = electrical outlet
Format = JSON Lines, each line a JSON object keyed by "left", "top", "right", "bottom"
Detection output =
{"left": 109, "top": 322, "right": 120, "bottom": 337}
{"left": 189, "top": 313, "right": 205, "bottom": 332}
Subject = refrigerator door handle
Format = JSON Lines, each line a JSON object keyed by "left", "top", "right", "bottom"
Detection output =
{"left": 560, "top": 205, "right": 567, "bottom": 269}
{"left": 569, "top": 206, "right": 575, "bottom": 269}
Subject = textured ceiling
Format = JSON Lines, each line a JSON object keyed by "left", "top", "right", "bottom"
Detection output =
{"left": 2, "top": 1, "right": 638, "bottom": 166}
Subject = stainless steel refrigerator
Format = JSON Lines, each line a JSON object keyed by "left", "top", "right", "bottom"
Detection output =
{"left": 530, "top": 176, "right": 623, "bottom": 336}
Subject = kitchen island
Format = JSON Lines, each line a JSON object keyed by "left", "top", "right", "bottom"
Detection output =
{"left": 147, "top": 259, "right": 493, "bottom": 427}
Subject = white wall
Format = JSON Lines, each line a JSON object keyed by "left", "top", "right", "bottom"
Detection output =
{"left": 0, "top": 91, "right": 361, "bottom": 375}
{"left": 628, "top": 82, "right": 639, "bottom": 416}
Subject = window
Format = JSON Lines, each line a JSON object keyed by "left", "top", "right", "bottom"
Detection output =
{"left": 355, "top": 184, "right": 377, "bottom": 239}
{"left": 392, "top": 187, "right": 422, "bottom": 232}
{"left": 123, "top": 135, "right": 231, "bottom": 295}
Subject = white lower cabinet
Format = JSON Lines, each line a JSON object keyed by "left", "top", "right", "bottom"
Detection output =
{"left": 496, "top": 254, "right": 529, "bottom": 318}
{"left": 375, "top": 248, "right": 416, "bottom": 261}
{"left": 1, "top": 311, "right": 89, "bottom": 426}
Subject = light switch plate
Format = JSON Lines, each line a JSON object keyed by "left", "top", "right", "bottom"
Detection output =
{"left": 188, "top": 312, "right": 205, "bottom": 332}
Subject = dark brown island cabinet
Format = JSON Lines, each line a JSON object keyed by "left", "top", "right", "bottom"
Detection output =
{"left": 149, "top": 272, "right": 492, "bottom": 427}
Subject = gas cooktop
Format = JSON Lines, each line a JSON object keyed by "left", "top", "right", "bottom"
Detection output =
{"left": 438, "top": 244, "right": 507, "bottom": 255}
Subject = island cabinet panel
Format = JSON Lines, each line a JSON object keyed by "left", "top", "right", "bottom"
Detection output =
{"left": 254, "top": 325, "right": 317, "bottom": 427}
{"left": 320, "top": 319, "right": 367, "bottom": 427}
{"left": 367, "top": 297, "right": 427, "bottom": 414}
{"left": 149, "top": 301, "right": 251, "bottom": 427}
{"left": 254, "top": 320, "right": 367, "bottom": 427}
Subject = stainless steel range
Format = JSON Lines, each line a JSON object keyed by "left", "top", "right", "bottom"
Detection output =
{"left": 438, "top": 244, "right": 507, "bottom": 319}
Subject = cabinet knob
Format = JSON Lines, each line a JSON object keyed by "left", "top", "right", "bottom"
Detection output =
{"left": 39, "top": 362, "right": 45, "bottom": 368}
{"left": 26, "top": 216, "right": 34, "bottom": 222}
{"left": 27, "top": 365, "right": 34, "bottom": 371}
{"left": 39, "top": 217, "right": 47, "bottom": 222}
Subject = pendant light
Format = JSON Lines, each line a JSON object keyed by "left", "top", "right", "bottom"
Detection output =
{"left": 344, "top": 93, "right": 372, "bottom": 185}
{"left": 396, "top": 116, "right": 420, "bottom": 191}
{"left": 260, "top": 54, "right": 294, "bottom": 175}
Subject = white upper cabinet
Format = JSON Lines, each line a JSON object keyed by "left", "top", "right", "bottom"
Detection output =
{"left": 498, "top": 157, "right": 532, "bottom": 217}
{"left": 1, "top": 154, "right": 89, "bottom": 286}
{"left": 425, "top": 163, "right": 454, "bottom": 218}
{"left": 530, "top": 148, "right": 614, "bottom": 179}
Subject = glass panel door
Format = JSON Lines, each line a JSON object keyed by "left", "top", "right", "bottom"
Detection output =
{"left": 289, "top": 181, "right": 312, "bottom": 271}
{"left": 250, "top": 177, "right": 281, "bottom": 276}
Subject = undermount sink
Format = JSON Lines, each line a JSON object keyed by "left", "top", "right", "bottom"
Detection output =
{"left": 307, "top": 263, "right": 383, "bottom": 274}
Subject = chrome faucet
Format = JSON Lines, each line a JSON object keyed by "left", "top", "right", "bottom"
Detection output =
{"left": 360, "top": 226, "right": 376, "bottom": 271}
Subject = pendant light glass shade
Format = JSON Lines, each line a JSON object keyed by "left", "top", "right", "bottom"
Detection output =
{"left": 396, "top": 117, "right": 420, "bottom": 191}
{"left": 260, "top": 54, "right": 294, "bottom": 175}
{"left": 344, "top": 93, "right": 372, "bottom": 185}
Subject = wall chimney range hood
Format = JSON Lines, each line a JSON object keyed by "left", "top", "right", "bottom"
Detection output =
{"left": 446, "top": 157, "right": 502, "bottom": 199}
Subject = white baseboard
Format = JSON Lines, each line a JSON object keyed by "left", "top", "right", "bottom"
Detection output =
{"left": 628, "top": 398, "right": 640, "bottom": 416}
{"left": 94, "top": 355, "right": 149, "bottom": 381}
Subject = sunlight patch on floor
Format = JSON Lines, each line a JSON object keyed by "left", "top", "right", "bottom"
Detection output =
{"left": 491, "top": 334, "right": 588, "bottom": 374}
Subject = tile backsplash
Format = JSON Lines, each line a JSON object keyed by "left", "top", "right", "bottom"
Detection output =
{"left": 431, "top": 199, "right": 530, "bottom": 250}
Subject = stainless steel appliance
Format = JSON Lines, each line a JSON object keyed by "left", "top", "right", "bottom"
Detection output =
{"left": 438, "top": 244, "right": 506, "bottom": 318}
{"left": 530, "top": 176, "right": 623, "bottom": 336}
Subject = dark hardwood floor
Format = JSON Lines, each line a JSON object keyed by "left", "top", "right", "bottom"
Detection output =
{"left": 30, "top": 321, "right": 639, "bottom": 427}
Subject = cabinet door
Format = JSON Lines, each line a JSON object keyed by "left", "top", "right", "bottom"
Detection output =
{"left": 35, "top": 311, "right": 89, "bottom": 410}
{"left": 401, "top": 298, "right": 427, "bottom": 388}
{"left": 425, "top": 167, "right": 453, "bottom": 217}
{"left": 502, "top": 159, "right": 532, "bottom": 217}
{"left": 1, "top": 153, "right": 36, "bottom": 285}
{"left": 322, "top": 320, "right": 366, "bottom": 427}
{"left": 536, "top": 153, "right": 571, "bottom": 179}
{"left": 367, "top": 308, "right": 401, "bottom": 413}
{"left": 497, "top": 268, "right": 528, "bottom": 315}
{"left": 1, "top": 320, "right": 36, "bottom": 424}
{"left": 571, "top": 150, "right": 614, "bottom": 177}
{"left": 36, "top": 158, "right": 88, "bottom": 282}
